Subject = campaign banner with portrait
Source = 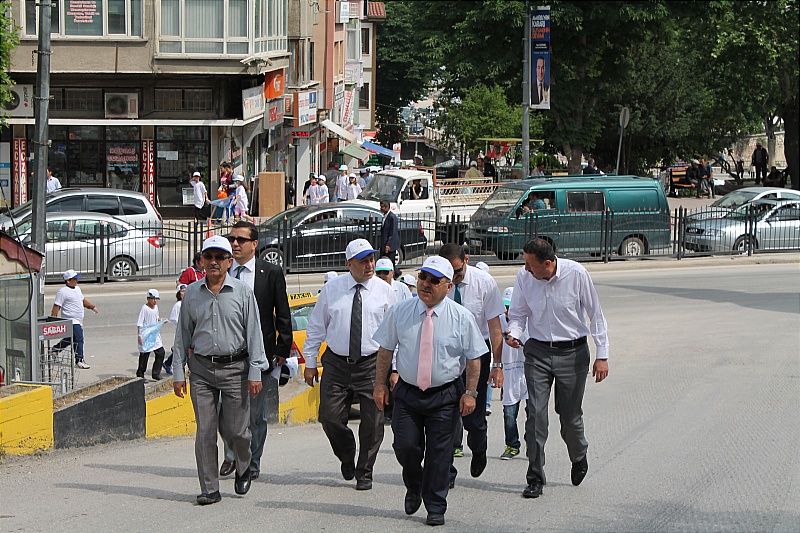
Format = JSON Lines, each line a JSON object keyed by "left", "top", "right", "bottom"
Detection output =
{"left": 531, "top": 6, "right": 551, "bottom": 110}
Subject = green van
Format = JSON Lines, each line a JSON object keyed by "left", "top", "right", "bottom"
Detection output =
{"left": 466, "top": 175, "right": 671, "bottom": 259}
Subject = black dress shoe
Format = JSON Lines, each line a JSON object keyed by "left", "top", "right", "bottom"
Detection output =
{"left": 404, "top": 491, "right": 422, "bottom": 515}
{"left": 234, "top": 469, "right": 252, "bottom": 495}
{"left": 196, "top": 491, "right": 221, "bottom": 505}
{"left": 470, "top": 452, "right": 487, "bottom": 478}
{"left": 341, "top": 460, "right": 356, "bottom": 481}
{"left": 426, "top": 513, "right": 445, "bottom": 526}
{"left": 571, "top": 456, "right": 588, "bottom": 486}
{"left": 219, "top": 460, "right": 236, "bottom": 477}
{"left": 355, "top": 479, "right": 372, "bottom": 491}
{"left": 522, "top": 481, "right": 543, "bottom": 498}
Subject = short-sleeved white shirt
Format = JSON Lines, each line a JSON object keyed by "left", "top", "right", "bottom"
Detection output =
{"left": 136, "top": 304, "right": 163, "bottom": 350}
{"left": 53, "top": 285, "right": 85, "bottom": 325}
{"left": 192, "top": 180, "right": 208, "bottom": 208}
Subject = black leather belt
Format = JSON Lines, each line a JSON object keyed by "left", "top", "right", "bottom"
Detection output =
{"left": 327, "top": 348, "right": 378, "bottom": 364}
{"left": 196, "top": 351, "right": 248, "bottom": 364}
{"left": 531, "top": 336, "right": 587, "bottom": 349}
{"left": 402, "top": 378, "right": 458, "bottom": 395}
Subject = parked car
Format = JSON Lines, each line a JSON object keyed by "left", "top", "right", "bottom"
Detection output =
{"left": 687, "top": 187, "right": 800, "bottom": 222}
{"left": 684, "top": 199, "right": 800, "bottom": 253}
{"left": 14, "top": 211, "right": 162, "bottom": 279}
{"left": 287, "top": 292, "right": 324, "bottom": 365}
{"left": 255, "top": 202, "right": 427, "bottom": 269}
{"left": 467, "top": 176, "right": 671, "bottom": 259}
{"left": 0, "top": 188, "right": 163, "bottom": 238}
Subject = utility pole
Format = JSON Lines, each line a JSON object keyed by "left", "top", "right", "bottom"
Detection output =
{"left": 521, "top": 1, "right": 531, "bottom": 176}
{"left": 31, "top": 0, "right": 52, "bottom": 316}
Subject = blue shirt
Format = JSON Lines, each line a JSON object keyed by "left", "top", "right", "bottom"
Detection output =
{"left": 373, "top": 297, "right": 485, "bottom": 388}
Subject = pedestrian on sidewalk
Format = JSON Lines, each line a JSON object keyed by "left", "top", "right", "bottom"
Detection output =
{"left": 136, "top": 289, "right": 168, "bottom": 380}
{"left": 191, "top": 171, "right": 209, "bottom": 222}
{"left": 373, "top": 256, "right": 485, "bottom": 526}
{"left": 498, "top": 287, "right": 528, "bottom": 461}
{"left": 51, "top": 269, "right": 98, "bottom": 370}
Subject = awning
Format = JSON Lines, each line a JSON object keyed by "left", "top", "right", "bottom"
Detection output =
{"left": 341, "top": 143, "right": 370, "bottom": 160}
{"left": 320, "top": 119, "right": 357, "bottom": 143}
{"left": 361, "top": 141, "right": 398, "bottom": 159}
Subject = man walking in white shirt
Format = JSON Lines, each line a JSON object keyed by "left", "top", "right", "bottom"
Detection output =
{"left": 505, "top": 238, "right": 609, "bottom": 499}
{"left": 190, "top": 171, "right": 209, "bottom": 222}
{"left": 51, "top": 269, "right": 98, "bottom": 369}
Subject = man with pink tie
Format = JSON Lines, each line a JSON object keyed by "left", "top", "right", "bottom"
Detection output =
{"left": 373, "top": 256, "right": 485, "bottom": 527}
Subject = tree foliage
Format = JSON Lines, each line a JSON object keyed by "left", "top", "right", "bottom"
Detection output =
{"left": 0, "top": 0, "right": 21, "bottom": 127}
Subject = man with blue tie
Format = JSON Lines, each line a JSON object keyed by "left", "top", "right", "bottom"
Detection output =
{"left": 373, "top": 256, "right": 485, "bottom": 527}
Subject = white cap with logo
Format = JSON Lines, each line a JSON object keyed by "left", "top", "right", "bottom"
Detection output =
{"left": 345, "top": 238, "right": 378, "bottom": 261}
{"left": 475, "top": 261, "right": 490, "bottom": 272}
{"left": 147, "top": 289, "right": 160, "bottom": 299}
{"left": 202, "top": 235, "right": 233, "bottom": 254}
{"left": 63, "top": 269, "right": 80, "bottom": 281}
{"left": 401, "top": 274, "right": 417, "bottom": 288}
{"left": 323, "top": 271, "right": 338, "bottom": 283}
{"left": 503, "top": 287, "right": 513, "bottom": 306}
{"left": 375, "top": 258, "right": 394, "bottom": 271}
{"left": 418, "top": 255, "right": 454, "bottom": 280}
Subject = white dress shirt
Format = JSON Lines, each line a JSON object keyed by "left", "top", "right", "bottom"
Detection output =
{"left": 447, "top": 265, "right": 505, "bottom": 339}
{"left": 373, "top": 297, "right": 485, "bottom": 388}
{"left": 229, "top": 256, "right": 256, "bottom": 291}
{"left": 391, "top": 279, "right": 412, "bottom": 301}
{"left": 304, "top": 273, "right": 395, "bottom": 368}
{"left": 500, "top": 314, "right": 528, "bottom": 406}
{"left": 507, "top": 258, "right": 609, "bottom": 360}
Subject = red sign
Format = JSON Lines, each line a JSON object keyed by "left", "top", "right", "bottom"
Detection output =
{"left": 12, "top": 138, "right": 28, "bottom": 206}
{"left": 141, "top": 139, "right": 155, "bottom": 205}
{"left": 264, "top": 69, "right": 285, "bottom": 100}
{"left": 41, "top": 323, "right": 68, "bottom": 337}
{"left": 291, "top": 131, "right": 310, "bottom": 138}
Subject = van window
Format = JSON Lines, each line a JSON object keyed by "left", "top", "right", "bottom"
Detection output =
{"left": 607, "top": 189, "right": 660, "bottom": 210}
{"left": 120, "top": 197, "right": 148, "bottom": 215}
{"left": 47, "top": 197, "right": 84, "bottom": 212}
{"left": 566, "top": 191, "right": 605, "bottom": 212}
{"left": 87, "top": 195, "right": 121, "bottom": 215}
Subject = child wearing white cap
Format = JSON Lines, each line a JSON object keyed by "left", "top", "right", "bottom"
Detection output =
{"left": 136, "top": 289, "right": 168, "bottom": 380}
{"left": 400, "top": 274, "right": 417, "bottom": 296}
{"left": 232, "top": 175, "right": 253, "bottom": 222}
{"left": 346, "top": 174, "right": 362, "bottom": 200}
{"left": 499, "top": 286, "right": 528, "bottom": 460}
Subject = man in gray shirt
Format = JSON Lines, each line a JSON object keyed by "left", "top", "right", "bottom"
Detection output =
{"left": 173, "top": 235, "right": 268, "bottom": 505}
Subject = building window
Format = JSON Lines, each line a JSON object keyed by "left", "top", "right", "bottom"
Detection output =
{"left": 24, "top": 0, "right": 142, "bottom": 37}
{"left": 359, "top": 83, "right": 369, "bottom": 109}
{"left": 309, "top": 41, "right": 315, "bottom": 80}
{"left": 154, "top": 88, "right": 213, "bottom": 112}
{"left": 50, "top": 88, "right": 104, "bottom": 112}
{"left": 346, "top": 20, "right": 359, "bottom": 61}
{"left": 254, "top": 0, "right": 287, "bottom": 54}
{"left": 159, "top": 0, "right": 249, "bottom": 55}
{"left": 289, "top": 40, "right": 308, "bottom": 86}
{"left": 155, "top": 126, "right": 211, "bottom": 206}
{"left": 361, "top": 28, "right": 370, "bottom": 55}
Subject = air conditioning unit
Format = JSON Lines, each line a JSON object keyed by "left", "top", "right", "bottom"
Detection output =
{"left": 105, "top": 93, "right": 139, "bottom": 118}
{"left": 1, "top": 85, "right": 34, "bottom": 117}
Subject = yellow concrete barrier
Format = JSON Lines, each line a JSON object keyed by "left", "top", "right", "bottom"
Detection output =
{"left": 0, "top": 385, "right": 54, "bottom": 455}
{"left": 278, "top": 385, "right": 320, "bottom": 425}
{"left": 145, "top": 388, "right": 196, "bottom": 438}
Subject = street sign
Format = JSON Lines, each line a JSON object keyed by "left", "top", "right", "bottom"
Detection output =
{"left": 619, "top": 107, "right": 630, "bottom": 129}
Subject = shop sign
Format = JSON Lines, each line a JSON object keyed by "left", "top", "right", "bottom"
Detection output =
{"left": 12, "top": 139, "right": 28, "bottom": 206}
{"left": 141, "top": 140, "right": 155, "bottom": 205}
{"left": 333, "top": 83, "right": 345, "bottom": 108}
{"left": 242, "top": 85, "right": 265, "bottom": 121}
{"left": 264, "top": 98, "right": 285, "bottom": 129}
{"left": 264, "top": 69, "right": 285, "bottom": 100}
{"left": 291, "top": 131, "right": 309, "bottom": 138}
{"left": 294, "top": 90, "right": 318, "bottom": 127}
{"left": 339, "top": 0, "right": 350, "bottom": 22}
{"left": 0, "top": 143, "right": 10, "bottom": 208}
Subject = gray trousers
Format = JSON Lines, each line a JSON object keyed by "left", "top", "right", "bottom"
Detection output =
{"left": 188, "top": 355, "right": 252, "bottom": 494}
{"left": 319, "top": 349, "right": 384, "bottom": 482}
{"left": 523, "top": 340, "right": 590, "bottom": 485}
{"left": 223, "top": 370, "right": 272, "bottom": 473}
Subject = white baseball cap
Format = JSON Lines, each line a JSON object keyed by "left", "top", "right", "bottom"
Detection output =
{"left": 375, "top": 258, "right": 394, "bottom": 271}
{"left": 202, "top": 235, "right": 233, "bottom": 254}
{"left": 339, "top": 164, "right": 348, "bottom": 171}
{"left": 475, "top": 261, "right": 490, "bottom": 272}
{"left": 270, "top": 357, "right": 299, "bottom": 386}
{"left": 470, "top": 161, "right": 477, "bottom": 167}
{"left": 349, "top": 173, "right": 357, "bottom": 179}
{"left": 345, "top": 238, "right": 378, "bottom": 261}
{"left": 401, "top": 274, "right": 417, "bottom": 288}
{"left": 419, "top": 255, "right": 454, "bottom": 280}
{"left": 147, "top": 289, "right": 160, "bottom": 299}
{"left": 503, "top": 287, "right": 513, "bottom": 306}
{"left": 176, "top": 283, "right": 188, "bottom": 292}
{"left": 233, "top": 174, "right": 245, "bottom": 182}
{"left": 63, "top": 269, "right": 80, "bottom": 281}
{"left": 192, "top": 171, "right": 201, "bottom": 177}
{"left": 323, "top": 271, "right": 338, "bottom": 283}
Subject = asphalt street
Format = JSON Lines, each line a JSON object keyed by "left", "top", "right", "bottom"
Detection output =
{"left": 2, "top": 258, "right": 798, "bottom": 532}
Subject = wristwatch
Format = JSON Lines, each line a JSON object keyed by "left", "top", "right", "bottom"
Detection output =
{"left": 464, "top": 390, "right": 478, "bottom": 398}
{"left": 491, "top": 362, "right": 503, "bottom": 369}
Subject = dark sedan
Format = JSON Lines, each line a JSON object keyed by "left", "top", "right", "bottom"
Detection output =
{"left": 255, "top": 202, "right": 427, "bottom": 270}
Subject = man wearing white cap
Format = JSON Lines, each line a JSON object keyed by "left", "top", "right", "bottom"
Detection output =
{"left": 335, "top": 164, "right": 349, "bottom": 202}
{"left": 375, "top": 257, "right": 411, "bottom": 301}
{"left": 191, "top": 171, "right": 209, "bottom": 222}
{"left": 172, "top": 235, "right": 268, "bottom": 505}
{"left": 499, "top": 287, "right": 528, "bottom": 461}
{"left": 465, "top": 160, "right": 483, "bottom": 179}
{"left": 373, "top": 256, "right": 484, "bottom": 526}
{"left": 304, "top": 238, "right": 396, "bottom": 491}
{"left": 51, "top": 269, "right": 98, "bottom": 369}
{"left": 400, "top": 274, "right": 417, "bottom": 296}
{"left": 136, "top": 289, "right": 167, "bottom": 380}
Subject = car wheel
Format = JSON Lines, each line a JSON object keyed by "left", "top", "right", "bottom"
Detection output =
{"left": 620, "top": 236, "right": 645, "bottom": 256}
{"left": 260, "top": 247, "right": 283, "bottom": 267}
{"left": 108, "top": 257, "right": 137, "bottom": 277}
{"left": 733, "top": 235, "right": 756, "bottom": 253}
{"left": 394, "top": 248, "right": 404, "bottom": 266}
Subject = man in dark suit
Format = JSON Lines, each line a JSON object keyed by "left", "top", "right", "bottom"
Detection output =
{"left": 532, "top": 56, "right": 550, "bottom": 106}
{"left": 220, "top": 221, "right": 293, "bottom": 479}
{"left": 380, "top": 199, "right": 401, "bottom": 277}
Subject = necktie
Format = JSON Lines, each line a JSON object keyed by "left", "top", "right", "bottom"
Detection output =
{"left": 349, "top": 284, "right": 363, "bottom": 363}
{"left": 454, "top": 284, "right": 462, "bottom": 305}
{"left": 417, "top": 308, "right": 434, "bottom": 391}
{"left": 234, "top": 265, "right": 246, "bottom": 279}
{"left": 539, "top": 83, "right": 543, "bottom": 103}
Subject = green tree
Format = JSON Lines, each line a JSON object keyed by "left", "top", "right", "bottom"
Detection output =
{"left": 0, "top": 0, "right": 21, "bottom": 126}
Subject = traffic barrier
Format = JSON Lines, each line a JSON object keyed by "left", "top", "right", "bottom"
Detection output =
{"left": 0, "top": 384, "right": 53, "bottom": 455}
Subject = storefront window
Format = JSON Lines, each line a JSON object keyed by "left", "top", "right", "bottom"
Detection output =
{"left": 107, "top": 143, "right": 141, "bottom": 190}
{"left": 156, "top": 126, "right": 210, "bottom": 207}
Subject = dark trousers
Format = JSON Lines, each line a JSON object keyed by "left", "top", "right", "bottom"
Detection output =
{"left": 503, "top": 400, "right": 527, "bottom": 449}
{"left": 137, "top": 346, "right": 165, "bottom": 379}
{"left": 754, "top": 164, "right": 767, "bottom": 184}
{"left": 523, "top": 340, "right": 590, "bottom": 485}
{"left": 392, "top": 379, "right": 461, "bottom": 515}
{"left": 318, "top": 349, "right": 385, "bottom": 482}
{"left": 55, "top": 323, "right": 84, "bottom": 362}
{"left": 381, "top": 250, "right": 400, "bottom": 277}
{"left": 449, "top": 348, "right": 491, "bottom": 482}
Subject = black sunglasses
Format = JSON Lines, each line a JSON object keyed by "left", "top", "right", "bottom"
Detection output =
{"left": 227, "top": 235, "right": 256, "bottom": 244}
{"left": 417, "top": 271, "right": 447, "bottom": 285}
{"left": 202, "top": 252, "right": 231, "bottom": 261}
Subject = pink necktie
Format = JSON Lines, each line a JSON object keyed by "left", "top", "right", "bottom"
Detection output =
{"left": 417, "top": 308, "right": 434, "bottom": 391}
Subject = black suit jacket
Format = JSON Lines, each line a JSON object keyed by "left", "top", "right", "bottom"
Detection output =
{"left": 533, "top": 81, "right": 550, "bottom": 105}
{"left": 252, "top": 258, "right": 293, "bottom": 373}
{"left": 381, "top": 211, "right": 401, "bottom": 252}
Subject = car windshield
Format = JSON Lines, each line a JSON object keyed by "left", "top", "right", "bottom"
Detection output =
{"left": 360, "top": 173, "right": 404, "bottom": 202}
{"left": 291, "top": 303, "right": 315, "bottom": 331}
{"left": 261, "top": 206, "right": 308, "bottom": 227}
{"left": 726, "top": 202, "right": 774, "bottom": 220}
{"left": 478, "top": 186, "right": 528, "bottom": 214}
{"left": 711, "top": 190, "right": 758, "bottom": 209}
